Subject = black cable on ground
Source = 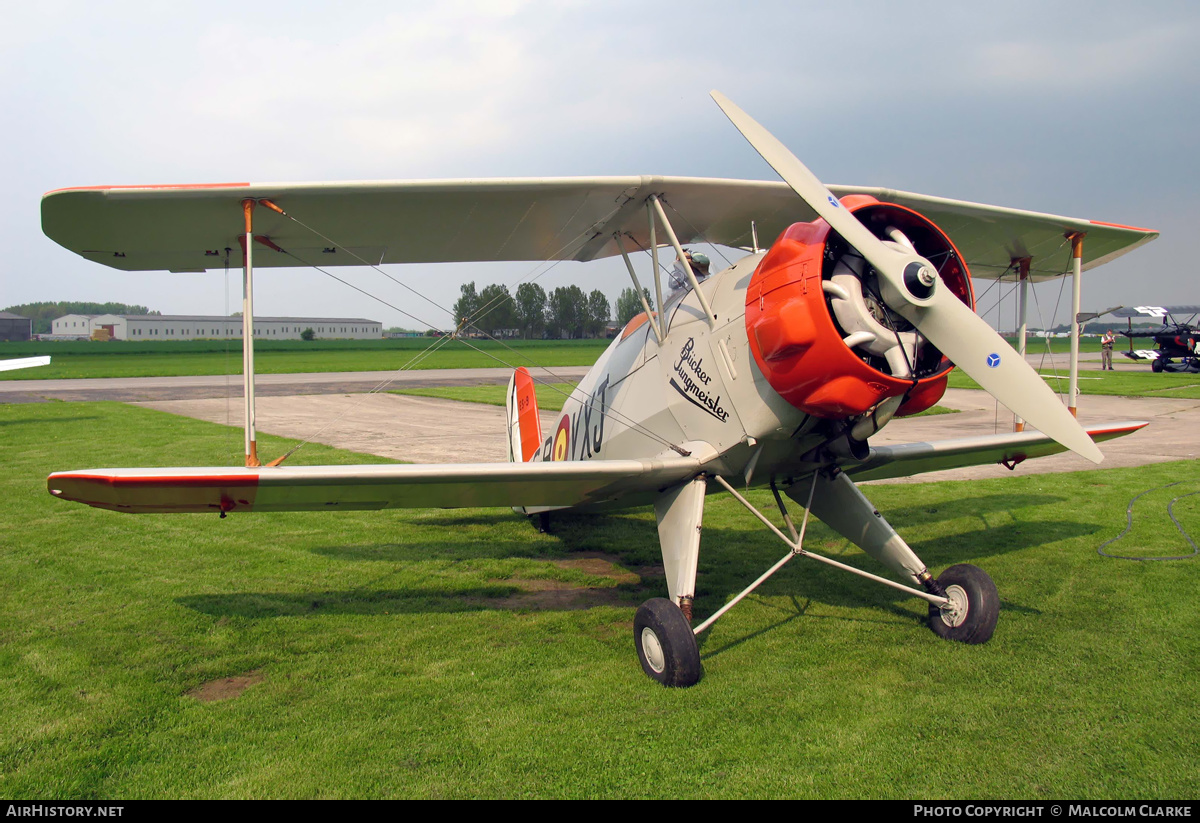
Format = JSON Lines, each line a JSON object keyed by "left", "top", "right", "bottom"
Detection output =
{"left": 1097, "top": 482, "right": 1200, "bottom": 561}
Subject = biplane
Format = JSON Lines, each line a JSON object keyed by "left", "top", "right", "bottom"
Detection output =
{"left": 42, "top": 93, "right": 1156, "bottom": 686}
{"left": 1113, "top": 305, "right": 1200, "bottom": 372}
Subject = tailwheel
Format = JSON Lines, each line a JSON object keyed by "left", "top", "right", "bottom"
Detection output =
{"left": 928, "top": 564, "right": 999, "bottom": 644}
{"left": 634, "top": 598, "right": 702, "bottom": 687}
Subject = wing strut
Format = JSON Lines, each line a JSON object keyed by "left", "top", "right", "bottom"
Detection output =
{"left": 647, "top": 202, "right": 665, "bottom": 339}
{"left": 1014, "top": 256, "right": 1031, "bottom": 432}
{"left": 1067, "top": 232, "right": 1085, "bottom": 418}
{"left": 238, "top": 198, "right": 260, "bottom": 467}
{"left": 649, "top": 195, "right": 717, "bottom": 329}
{"left": 615, "top": 234, "right": 663, "bottom": 345}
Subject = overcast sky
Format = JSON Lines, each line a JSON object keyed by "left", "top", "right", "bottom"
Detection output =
{"left": 4, "top": 0, "right": 1197, "bottom": 331}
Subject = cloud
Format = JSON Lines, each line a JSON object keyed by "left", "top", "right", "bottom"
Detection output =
{"left": 4, "top": 0, "right": 1196, "bottom": 326}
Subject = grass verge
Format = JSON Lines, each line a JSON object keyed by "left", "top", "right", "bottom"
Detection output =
{"left": 0, "top": 339, "right": 610, "bottom": 381}
{"left": 1, "top": 400, "right": 1197, "bottom": 798}
{"left": 948, "top": 367, "right": 1200, "bottom": 399}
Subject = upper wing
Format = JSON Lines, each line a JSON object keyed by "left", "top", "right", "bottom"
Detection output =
{"left": 47, "top": 455, "right": 703, "bottom": 514}
{"left": 42, "top": 177, "right": 1156, "bottom": 276}
{"left": 832, "top": 187, "right": 1157, "bottom": 280}
{"left": 845, "top": 421, "right": 1147, "bottom": 483}
{"left": 40, "top": 177, "right": 799, "bottom": 272}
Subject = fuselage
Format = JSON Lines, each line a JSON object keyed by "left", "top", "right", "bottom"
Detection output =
{"left": 529, "top": 198, "right": 970, "bottom": 501}
{"left": 531, "top": 251, "right": 833, "bottom": 490}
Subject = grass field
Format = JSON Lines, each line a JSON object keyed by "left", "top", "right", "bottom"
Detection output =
{"left": 0, "top": 338, "right": 610, "bottom": 380}
{"left": 947, "top": 368, "right": 1200, "bottom": 399}
{"left": 3, "top": 400, "right": 1198, "bottom": 798}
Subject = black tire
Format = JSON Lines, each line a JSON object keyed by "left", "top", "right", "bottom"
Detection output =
{"left": 1151, "top": 357, "right": 1164, "bottom": 373}
{"left": 928, "top": 564, "right": 999, "bottom": 645}
{"left": 634, "top": 598, "right": 702, "bottom": 687}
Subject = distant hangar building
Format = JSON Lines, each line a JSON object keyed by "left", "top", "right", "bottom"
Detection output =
{"left": 51, "top": 314, "right": 383, "bottom": 341}
{"left": 0, "top": 312, "right": 33, "bottom": 341}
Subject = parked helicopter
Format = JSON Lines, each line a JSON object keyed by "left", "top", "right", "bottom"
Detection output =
{"left": 41, "top": 92, "right": 1154, "bottom": 686}
{"left": 1113, "top": 306, "right": 1200, "bottom": 372}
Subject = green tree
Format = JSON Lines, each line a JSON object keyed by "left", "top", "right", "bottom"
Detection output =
{"left": 615, "top": 287, "right": 653, "bottom": 326}
{"left": 586, "top": 290, "right": 610, "bottom": 337}
{"left": 476, "top": 283, "right": 517, "bottom": 337}
{"left": 547, "top": 285, "right": 587, "bottom": 339}
{"left": 452, "top": 282, "right": 479, "bottom": 334}
{"left": 514, "top": 283, "right": 547, "bottom": 339}
{"left": 300, "top": 328, "right": 315, "bottom": 341}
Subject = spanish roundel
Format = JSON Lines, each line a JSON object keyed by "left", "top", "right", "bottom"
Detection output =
{"left": 552, "top": 417, "right": 570, "bottom": 461}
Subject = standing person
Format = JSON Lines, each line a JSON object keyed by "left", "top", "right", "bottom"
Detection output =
{"left": 1101, "top": 329, "right": 1115, "bottom": 370}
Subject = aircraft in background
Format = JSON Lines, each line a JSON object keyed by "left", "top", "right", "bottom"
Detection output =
{"left": 0, "top": 356, "right": 50, "bottom": 372}
{"left": 1112, "top": 306, "right": 1200, "bottom": 373}
{"left": 41, "top": 93, "right": 1155, "bottom": 687}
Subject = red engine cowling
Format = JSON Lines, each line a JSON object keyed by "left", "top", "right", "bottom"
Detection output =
{"left": 745, "top": 194, "right": 974, "bottom": 419}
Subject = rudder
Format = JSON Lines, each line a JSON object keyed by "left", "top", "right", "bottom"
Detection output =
{"left": 505, "top": 367, "right": 542, "bottom": 462}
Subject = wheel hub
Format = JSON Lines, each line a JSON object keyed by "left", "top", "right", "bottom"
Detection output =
{"left": 938, "top": 584, "right": 969, "bottom": 628}
{"left": 640, "top": 627, "right": 666, "bottom": 673}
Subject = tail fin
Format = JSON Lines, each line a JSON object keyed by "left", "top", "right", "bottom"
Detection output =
{"left": 506, "top": 367, "right": 542, "bottom": 462}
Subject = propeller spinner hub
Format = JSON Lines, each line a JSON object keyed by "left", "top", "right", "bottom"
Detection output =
{"left": 903, "top": 261, "right": 937, "bottom": 300}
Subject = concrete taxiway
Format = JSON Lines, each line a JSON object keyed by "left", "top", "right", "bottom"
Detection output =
{"left": 0, "top": 366, "right": 591, "bottom": 403}
{"left": 125, "top": 384, "right": 1196, "bottom": 482}
{"left": 7, "top": 366, "right": 1195, "bottom": 480}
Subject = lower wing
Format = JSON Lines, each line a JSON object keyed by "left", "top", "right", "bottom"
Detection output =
{"left": 47, "top": 456, "right": 703, "bottom": 514}
{"left": 47, "top": 422, "right": 1147, "bottom": 514}
{"left": 845, "top": 421, "right": 1148, "bottom": 483}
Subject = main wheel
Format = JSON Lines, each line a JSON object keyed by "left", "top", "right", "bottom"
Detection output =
{"left": 634, "top": 598, "right": 702, "bottom": 687}
{"left": 1151, "top": 357, "right": 1164, "bottom": 373}
{"left": 928, "top": 564, "right": 999, "bottom": 644}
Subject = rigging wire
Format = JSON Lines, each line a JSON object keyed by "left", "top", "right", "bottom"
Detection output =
{"left": 1030, "top": 262, "right": 1071, "bottom": 400}
{"left": 253, "top": 209, "right": 690, "bottom": 460}
{"left": 274, "top": 211, "right": 457, "bottom": 324}
{"left": 271, "top": 199, "right": 611, "bottom": 386}
{"left": 661, "top": 197, "right": 736, "bottom": 268}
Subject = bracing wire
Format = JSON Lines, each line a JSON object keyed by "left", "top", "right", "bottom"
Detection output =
{"left": 253, "top": 206, "right": 691, "bottom": 460}
{"left": 268, "top": 248, "right": 689, "bottom": 461}
{"left": 661, "top": 197, "right": 736, "bottom": 268}
{"left": 274, "top": 200, "right": 607, "bottom": 384}
{"left": 1030, "top": 264, "right": 1072, "bottom": 401}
